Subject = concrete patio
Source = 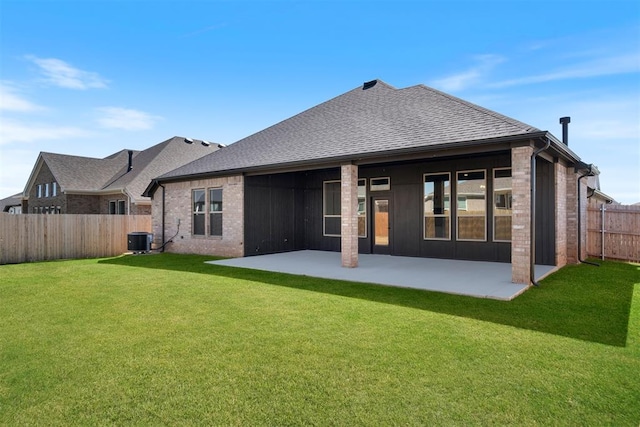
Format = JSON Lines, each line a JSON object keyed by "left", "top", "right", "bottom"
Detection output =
{"left": 208, "top": 250, "right": 558, "bottom": 300}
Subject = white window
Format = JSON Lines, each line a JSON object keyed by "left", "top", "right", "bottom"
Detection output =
{"left": 52, "top": 182, "right": 57, "bottom": 197}
{"left": 109, "top": 200, "right": 126, "bottom": 215}
{"left": 36, "top": 184, "right": 42, "bottom": 198}
{"left": 370, "top": 177, "right": 390, "bottom": 191}
{"left": 493, "top": 168, "right": 512, "bottom": 242}
{"left": 424, "top": 173, "right": 451, "bottom": 240}
{"left": 323, "top": 181, "right": 341, "bottom": 236}
{"left": 44, "top": 183, "right": 50, "bottom": 198}
{"left": 209, "top": 188, "right": 223, "bottom": 236}
{"left": 456, "top": 170, "right": 486, "bottom": 241}
{"left": 192, "top": 189, "right": 206, "bottom": 235}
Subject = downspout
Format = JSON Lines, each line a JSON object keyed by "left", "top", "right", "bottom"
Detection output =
{"left": 121, "top": 189, "right": 131, "bottom": 215}
{"left": 530, "top": 137, "right": 551, "bottom": 287}
{"left": 577, "top": 166, "right": 599, "bottom": 267}
{"left": 160, "top": 183, "right": 166, "bottom": 252}
{"left": 155, "top": 182, "right": 180, "bottom": 252}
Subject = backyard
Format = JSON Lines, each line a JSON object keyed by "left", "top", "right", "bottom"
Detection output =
{"left": 1, "top": 254, "right": 639, "bottom": 425}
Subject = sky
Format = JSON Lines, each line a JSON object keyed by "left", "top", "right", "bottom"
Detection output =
{"left": 1, "top": 0, "right": 639, "bottom": 204}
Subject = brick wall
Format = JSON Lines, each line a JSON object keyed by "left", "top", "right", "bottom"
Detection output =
{"left": 511, "top": 146, "right": 532, "bottom": 284}
{"left": 341, "top": 164, "right": 358, "bottom": 267}
{"left": 151, "top": 175, "right": 244, "bottom": 257}
{"left": 25, "top": 161, "right": 66, "bottom": 213}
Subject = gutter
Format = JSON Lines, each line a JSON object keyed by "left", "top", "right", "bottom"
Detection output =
{"left": 576, "top": 162, "right": 599, "bottom": 267}
{"left": 530, "top": 137, "right": 551, "bottom": 286}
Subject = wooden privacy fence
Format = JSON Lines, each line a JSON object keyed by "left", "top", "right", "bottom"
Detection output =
{"left": 0, "top": 214, "right": 151, "bottom": 265}
{"left": 587, "top": 204, "right": 640, "bottom": 263}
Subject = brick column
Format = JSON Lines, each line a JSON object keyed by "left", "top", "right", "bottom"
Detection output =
{"left": 566, "top": 169, "right": 578, "bottom": 264}
{"left": 511, "top": 146, "right": 533, "bottom": 284}
{"left": 554, "top": 161, "right": 568, "bottom": 267}
{"left": 341, "top": 163, "right": 358, "bottom": 268}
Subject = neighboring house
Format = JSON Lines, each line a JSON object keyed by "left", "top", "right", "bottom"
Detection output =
{"left": 23, "top": 136, "right": 219, "bottom": 215}
{"left": 144, "top": 80, "right": 598, "bottom": 285}
{"left": 586, "top": 175, "right": 615, "bottom": 207}
{"left": 0, "top": 193, "right": 23, "bottom": 214}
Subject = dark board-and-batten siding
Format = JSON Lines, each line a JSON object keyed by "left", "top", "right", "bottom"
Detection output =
{"left": 243, "top": 152, "right": 556, "bottom": 265}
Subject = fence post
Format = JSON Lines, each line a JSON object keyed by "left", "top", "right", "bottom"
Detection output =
{"left": 600, "top": 204, "right": 605, "bottom": 260}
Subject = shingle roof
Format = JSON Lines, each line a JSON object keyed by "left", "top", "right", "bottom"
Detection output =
{"left": 159, "top": 80, "right": 541, "bottom": 180}
{"left": 33, "top": 136, "right": 217, "bottom": 200}
{"left": 0, "top": 193, "right": 22, "bottom": 212}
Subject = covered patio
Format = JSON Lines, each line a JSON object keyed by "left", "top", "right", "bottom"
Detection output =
{"left": 209, "top": 250, "right": 557, "bottom": 300}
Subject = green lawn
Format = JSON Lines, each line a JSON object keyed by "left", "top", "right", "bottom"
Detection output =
{"left": 1, "top": 254, "right": 639, "bottom": 425}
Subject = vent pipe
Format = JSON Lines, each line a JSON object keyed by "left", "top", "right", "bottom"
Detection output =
{"left": 559, "top": 116, "right": 571, "bottom": 145}
{"left": 127, "top": 150, "right": 133, "bottom": 172}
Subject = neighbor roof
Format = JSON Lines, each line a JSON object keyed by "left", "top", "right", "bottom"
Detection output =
{"left": 0, "top": 193, "right": 22, "bottom": 212}
{"left": 155, "top": 79, "right": 563, "bottom": 184}
{"left": 25, "top": 136, "right": 217, "bottom": 201}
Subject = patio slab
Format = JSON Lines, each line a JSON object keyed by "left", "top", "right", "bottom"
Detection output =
{"left": 208, "top": 250, "right": 557, "bottom": 300}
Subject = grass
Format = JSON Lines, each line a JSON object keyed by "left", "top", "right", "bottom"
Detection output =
{"left": 1, "top": 254, "right": 638, "bottom": 425}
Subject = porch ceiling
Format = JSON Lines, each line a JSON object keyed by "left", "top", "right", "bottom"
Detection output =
{"left": 208, "top": 250, "right": 557, "bottom": 301}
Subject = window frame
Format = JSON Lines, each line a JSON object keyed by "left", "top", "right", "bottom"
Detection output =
{"left": 423, "top": 172, "right": 451, "bottom": 241}
{"left": 455, "top": 169, "right": 487, "bottom": 242}
{"left": 323, "top": 179, "right": 367, "bottom": 238}
{"left": 208, "top": 187, "right": 223, "bottom": 237}
{"left": 323, "top": 180, "right": 341, "bottom": 237}
{"left": 36, "top": 184, "right": 42, "bottom": 198}
{"left": 52, "top": 182, "right": 57, "bottom": 197}
{"left": 192, "top": 189, "right": 206, "bottom": 236}
{"left": 370, "top": 177, "right": 390, "bottom": 192}
{"left": 493, "top": 167, "right": 513, "bottom": 242}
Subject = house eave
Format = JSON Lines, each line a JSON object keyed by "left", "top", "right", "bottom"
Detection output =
{"left": 144, "top": 131, "right": 583, "bottom": 196}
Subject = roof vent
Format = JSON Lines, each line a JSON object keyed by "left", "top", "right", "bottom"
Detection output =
{"left": 201, "top": 140, "right": 211, "bottom": 147}
{"left": 363, "top": 80, "right": 377, "bottom": 90}
{"left": 217, "top": 143, "right": 226, "bottom": 148}
{"left": 184, "top": 138, "right": 194, "bottom": 144}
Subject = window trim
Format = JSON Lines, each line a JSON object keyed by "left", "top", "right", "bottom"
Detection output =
{"left": 370, "top": 177, "right": 390, "bottom": 192}
{"left": 208, "top": 187, "right": 223, "bottom": 237}
{"left": 192, "top": 189, "right": 206, "bottom": 236}
{"left": 455, "top": 169, "right": 487, "bottom": 242}
{"left": 323, "top": 180, "right": 341, "bottom": 237}
{"left": 423, "top": 172, "right": 451, "bottom": 241}
{"left": 493, "top": 167, "right": 512, "bottom": 243}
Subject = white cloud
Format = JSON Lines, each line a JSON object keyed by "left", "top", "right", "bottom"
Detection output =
{"left": 429, "top": 54, "right": 505, "bottom": 92}
{"left": 96, "top": 107, "right": 162, "bottom": 130}
{"left": 0, "top": 82, "right": 44, "bottom": 112}
{"left": 489, "top": 52, "right": 640, "bottom": 89}
{"left": 26, "top": 55, "right": 108, "bottom": 90}
{"left": 0, "top": 118, "right": 91, "bottom": 145}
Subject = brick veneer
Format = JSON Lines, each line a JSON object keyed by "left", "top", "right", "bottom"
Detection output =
{"left": 151, "top": 175, "right": 244, "bottom": 257}
{"left": 341, "top": 164, "right": 358, "bottom": 268}
{"left": 511, "top": 146, "right": 532, "bottom": 284}
{"left": 554, "top": 161, "right": 568, "bottom": 267}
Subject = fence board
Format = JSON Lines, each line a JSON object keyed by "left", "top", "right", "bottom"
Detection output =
{"left": 587, "top": 204, "right": 640, "bottom": 262}
{"left": 0, "top": 214, "right": 151, "bottom": 265}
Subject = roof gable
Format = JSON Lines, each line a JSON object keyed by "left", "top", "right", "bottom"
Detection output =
{"left": 24, "top": 136, "right": 217, "bottom": 200}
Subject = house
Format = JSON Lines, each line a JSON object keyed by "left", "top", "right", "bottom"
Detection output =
{"left": 0, "top": 193, "right": 23, "bottom": 214}
{"left": 586, "top": 175, "right": 615, "bottom": 207}
{"left": 144, "top": 80, "right": 597, "bottom": 285}
{"left": 22, "top": 136, "right": 219, "bottom": 215}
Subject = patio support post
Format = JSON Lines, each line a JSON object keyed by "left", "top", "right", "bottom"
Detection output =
{"left": 511, "top": 146, "right": 533, "bottom": 284}
{"left": 341, "top": 163, "right": 359, "bottom": 268}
